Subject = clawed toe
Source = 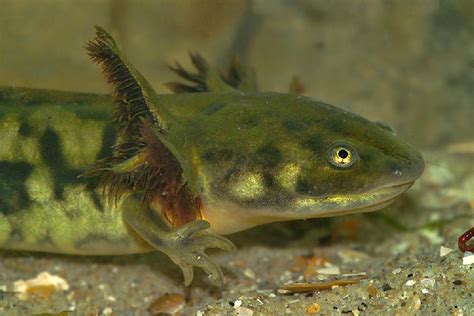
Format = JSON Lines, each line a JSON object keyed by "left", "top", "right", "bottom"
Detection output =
{"left": 178, "top": 262, "right": 194, "bottom": 286}
{"left": 176, "top": 219, "right": 210, "bottom": 239}
{"left": 198, "top": 233, "right": 236, "bottom": 252}
{"left": 191, "top": 252, "right": 224, "bottom": 285}
{"left": 164, "top": 220, "right": 235, "bottom": 286}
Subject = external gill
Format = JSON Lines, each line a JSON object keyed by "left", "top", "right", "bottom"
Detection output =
{"left": 166, "top": 52, "right": 257, "bottom": 93}
{"left": 83, "top": 26, "right": 201, "bottom": 228}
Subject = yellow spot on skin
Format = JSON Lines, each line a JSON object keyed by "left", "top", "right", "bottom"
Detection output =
{"left": 47, "top": 186, "right": 127, "bottom": 251}
{"left": 0, "top": 214, "right": 12, "bottom": 245}
{"left": 19, "top": 137, "right": 41, "bottom": 163}
{"left": 276, "top": 163, "right": 301, "bottom": 191}
{"left": 16, "top": 184, "right": 131, "bottom": 253}
{"left": 230, "top": 173, "right": 265, "bottom": 200}
{"left": 0, "top": 116, "right": 19, "bottom": 160}
{"left": 52, "top": 112, "right": 106, "bottom": 169}
{"left": 294, "top": 197, "right": 318, "bottom": 208}
{"left": 25, "top": 166, "right": 54, "bottom": 203}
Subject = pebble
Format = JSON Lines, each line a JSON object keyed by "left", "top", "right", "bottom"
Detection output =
{"left": 367, "top": 285, "right": 377, "bottom": 297}
{"left": 316, "top": 266, "right": 340, "bottom": 275}
{"left": 405, "top": 280, "right": 416, "bottom": 287}
{"left": 235, "top": 306, "right": 254, "bottom": 316}
{"left": 306, "top": 302, "right": 321, "bottom": 314}
{"left": 337, "top": 249, "right": 369, "bottom": 263}
{"left": 420, "top": 278, "right": 435, "bottom": 289}
{"left": 439, "top": 246, "right": 454, "bottom": 257}
{"left": 244, "top": 268, "right": 256, "bottom": 279}
{"left": 382, "top": 283, "right": 393, "bottom": 291}
{"left": 148, "top": 293, "right": 185, "bottom": 315}
{"left": 13, "top": 271, "right": 69, "bottom": 300}
{"left": 391, "top": 268, "right": 402, "bottom": 275}
{"left": 462, "top": 252, "right": 474, "bottom": 265}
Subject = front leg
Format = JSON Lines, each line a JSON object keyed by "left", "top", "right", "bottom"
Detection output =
{"left": 121, "top": 198, "right": 235, "bottom": 286}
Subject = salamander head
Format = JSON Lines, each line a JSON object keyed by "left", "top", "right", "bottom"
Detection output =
{"left": 188, "top": 93, "right": 424, "bottom": 234}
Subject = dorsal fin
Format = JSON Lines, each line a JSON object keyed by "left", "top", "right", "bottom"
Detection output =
{"left": 83, "top": 26, "right": 201, "bottom": 228}
{"left": 166, "top": 53, "right": 258, "bottom": 93}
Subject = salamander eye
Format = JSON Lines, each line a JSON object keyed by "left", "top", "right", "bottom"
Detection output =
{"left": 327, "top": 143, "right": 358, "bottom": 169}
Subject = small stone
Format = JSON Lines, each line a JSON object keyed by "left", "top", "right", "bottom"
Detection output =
{"left": 367, "top": 285, "right": 377, "bottom": 298}
{"left": 234, "top": 299, "right": 243, "bottom": 308}
{"left": 382, "top": 283, "right": 393, "bottom": 291}
{"left": 306, "top": 302, "right": 321, "bottom": 314}
{"left": 316, "top": 266, "right": 340, "bottom": 275}
{"left": 391, "top": 268, "right": 402, "bottom": 275}
{"left": 13, "top": 271, "right": 69, "bottom": 301}
{"left": 405, "top": 280, "right": 416, "bottom": 287}
{"left": 244, "top": 268, "right": 256, "bottom": 279}
{"left": 453, "top": 280, "right": 463, "bottom": 286}
{"left": 439, "top": 246, "right": 454, "bottom": 257}
{"left": 420, "top": 278, "right": 435, "bottom": 289}
{"left": 421, "top": 288, "right": 430, "bottom": 294}
{"left": 463, "top": 252, "right": 474, "bottom": 265}
{"left": 149, "top": 293, "right": 185, "bottom": 315}
{"left": 337, "top": 249, "right": 369, "bottom": 263}
{"left": 102, "top": 307, "right": 113, "bottom": 315}
{"left": 235, "top": 306, "right": 254, "bottom": 316}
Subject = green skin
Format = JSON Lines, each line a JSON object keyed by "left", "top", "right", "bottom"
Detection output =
{"left": 0, "top": 31, "right": 424, "bottom": 286}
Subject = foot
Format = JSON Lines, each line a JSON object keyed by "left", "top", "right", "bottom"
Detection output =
{"left": 163, "top": 220, "right": 236, "bottom": 286}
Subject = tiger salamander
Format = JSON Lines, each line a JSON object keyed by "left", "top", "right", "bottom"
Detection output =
{"left": 0, "top": 27, "right": 424, "bottom": 285}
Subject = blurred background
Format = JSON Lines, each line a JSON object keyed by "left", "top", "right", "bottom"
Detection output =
{"left": 0, "top": 0, "right": 473, "bottom": 149}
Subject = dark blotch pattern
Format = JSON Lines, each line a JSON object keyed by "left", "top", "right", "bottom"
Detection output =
{"left": 241, "top": 116, "right": 259, "bottom": 128}
{"left": 303, "top": 134, "right": 324, "bottom": 154}
{"left": 282, "top": 119, "right": 308, "bottom": 133}
{"left": 18, "top": 122, "right": 34, "bottom": 137}
{"left": 90, "top": 191, "right": 105, "bottom": 213}
{"left": 262, "top": 173, "right": 275, "bottom": 188}
{"left": 74, "top": 233, "right": 126, "bottom": 250}
{"left": 9, "top": 228, "right": 25, "bottom": 243}
{"left": 202, "top": 103, "right": 226, "bottom": 115}
{"left": 39, "top": 127, "right": 84, "bottom": 199}
{"left": 202, "top": 148, "right": 235, "bottom": 164}
{"left": 96, "top": 124, "right": 117, "bottom": 159}
{"left": 255, "top": 144, "right": 282, "bottom": 168}
{"left": 0, "top": 161, "right": 34, "bottom": 215}
{"left": 296, "top": 178, "right": 313, "bottom": 195}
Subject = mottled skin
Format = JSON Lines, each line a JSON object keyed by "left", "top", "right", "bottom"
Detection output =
{"left": 0, "top": 28, "right": 424, "bottom": 286}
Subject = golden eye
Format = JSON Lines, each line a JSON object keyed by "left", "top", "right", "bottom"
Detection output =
{"left": 327, "top": 143, "right": 358, "bottom": 169}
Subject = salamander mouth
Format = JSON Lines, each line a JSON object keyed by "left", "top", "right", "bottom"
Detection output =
{"left": 289, "top": 181, "right": 414, "bottom": 219}
{"left": 200, "top": 181, "right": 415, "bottom": 235}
